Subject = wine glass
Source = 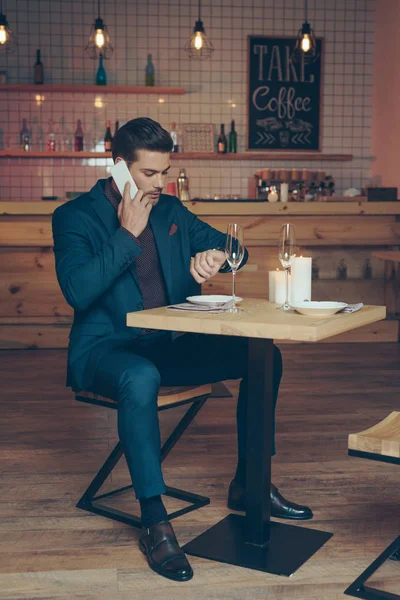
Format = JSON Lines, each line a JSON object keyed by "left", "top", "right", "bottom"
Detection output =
{"left": 225, "top": 223, "right": 244, "bottom": 313}
{"left": 278, "top": 223, "right": 296, "bottom": 310}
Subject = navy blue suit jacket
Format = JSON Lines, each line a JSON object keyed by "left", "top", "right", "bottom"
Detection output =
{"left": 52, "top": 179, "right": 248, "bottom": 392}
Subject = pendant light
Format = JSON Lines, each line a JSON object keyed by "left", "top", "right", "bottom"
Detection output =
{"left": 84, "top": 0, "right": 113, "bottom": 60}
{"left": 292, "top": 0, "right": 317, "bottom": 64}
{"left": 0, "top": 0, "right": 17, "bottom": 55}
{"left": 185, "top": 0, "right": 214, "bottom": 59}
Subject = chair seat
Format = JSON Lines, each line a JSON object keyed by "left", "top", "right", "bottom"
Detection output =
{"left": 348, "top": 411, "right": 400, "bottom": 460}
{"left": 77, "top": 384, "right": 212, "bottom": 409}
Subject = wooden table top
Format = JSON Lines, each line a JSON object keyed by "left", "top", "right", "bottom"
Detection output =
{"left": 127, "top": 299, "right": 386, "bottom": 343}
{"left": 372, "top": 250, "right": 400, "bottom": 262}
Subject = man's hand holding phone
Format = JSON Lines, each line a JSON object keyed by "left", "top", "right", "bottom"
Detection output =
{"left": 118, "top": 182, "right": 152, "bottom": 238}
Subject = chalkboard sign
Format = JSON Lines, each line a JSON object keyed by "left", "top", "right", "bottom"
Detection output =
{"left": 248, "top": 36, "right": 322, "bottom": 151}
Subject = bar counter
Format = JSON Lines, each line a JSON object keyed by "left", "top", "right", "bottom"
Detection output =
{"left": 0, "top": 199, "right": 399, "bottom": 348}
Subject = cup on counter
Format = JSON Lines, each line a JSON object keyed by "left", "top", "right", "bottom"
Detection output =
{"left": 262, "top": 168, "right": 271, "bottom": 180}
{"left": 291, "top": 169, "right": 301, "bottom": 181}
{"left": 279, "top": 169, "right": 289, "bottom": 182}
{"left": 167, "top": 182, "right": 177, "bottom": 196}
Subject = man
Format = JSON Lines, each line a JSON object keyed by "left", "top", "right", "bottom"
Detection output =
{"left": 52, "top": 117, "right": 312, "bottom": 583}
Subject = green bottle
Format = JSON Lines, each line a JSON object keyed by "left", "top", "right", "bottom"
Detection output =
{"left": 145, "top": 54, "right": 155, "bottom": 86}
{"left": 228, "top": 120, "right": 237, "bottom": 153}
{"left": 96, "top": 53, "right": 107, "bottom": 86}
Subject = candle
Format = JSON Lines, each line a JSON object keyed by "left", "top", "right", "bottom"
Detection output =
{"left": 268, "top": 269, "right": 280, "bottom": 302}
{"left": 270, "top": 269, "right": 292, "bottom": 304}
{"left": 291, "top": 256, "right": 312, "bottom": 305}
{"left": 280, "top": 182, "right": 289, "bottom": 203}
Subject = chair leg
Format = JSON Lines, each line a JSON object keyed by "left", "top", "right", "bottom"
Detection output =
{"left": 76, "top": 394, "right": 211, "bottom": 528}
{"left": 76, "top": 441, "right": 127, "bottom": 507}
{"left": 160, "top": 395, "right": 209, "bottom": 462}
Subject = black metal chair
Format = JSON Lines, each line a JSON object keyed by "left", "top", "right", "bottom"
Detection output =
{"left": 75, "top": 384, "right": 212, "bottom": 528}
{"left": 345, "top": 412, "right": 400, "bottom": 600}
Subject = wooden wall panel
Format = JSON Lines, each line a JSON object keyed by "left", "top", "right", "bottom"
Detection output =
{"left": 206, "top": 216, "right": 400, "bottom": 246}
{"left": 0, "top": 274, "right": 72, "bottom": 317}
{"left": 0, "top": 324, "right": 70, "bottom": 349}
{"left": 0, "top": 209, "right": 397, "bottom": 347}
{"left": 0, "top": 217, "right": 53, "bottom": 247}
{"left": 0, "top": 247, "right": 56, "bottom": 274}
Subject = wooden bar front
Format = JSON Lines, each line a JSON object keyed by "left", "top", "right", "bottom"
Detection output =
{"left": 0, "top": 200, "right": 399, "bottom": 348}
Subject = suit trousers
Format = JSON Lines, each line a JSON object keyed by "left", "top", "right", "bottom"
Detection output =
{"left": 87, "top": 332, "right": 283, "bottom": 499}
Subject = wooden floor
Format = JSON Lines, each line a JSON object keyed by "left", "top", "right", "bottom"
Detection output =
{"left": 0, "top": 344, "right": 399, "bottom": 600}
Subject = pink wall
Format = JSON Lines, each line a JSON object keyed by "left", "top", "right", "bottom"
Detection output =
{"left": 372, "top": 0, "right": 400, "bottom": 191}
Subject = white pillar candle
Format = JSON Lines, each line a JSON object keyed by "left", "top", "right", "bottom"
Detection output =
{"left": 275, "top": 270, "right": 291, "bottom": 305}
{"left": 280, "top": 182, "right": 289, "bottom": 203}
{"left": 291, "top": 256, "right": 312, "bottom": 305}
{"left": 268, "top": 269, "right": 279, "bottom": 302}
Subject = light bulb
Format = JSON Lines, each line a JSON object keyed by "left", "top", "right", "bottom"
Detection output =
{"left": 95, "top": 29, "right": 105, "bottom": 48}
{"left": 0, "top": 25, "right": 7, "bottom": 44}
{"left": 301, "top": 34, "right": 311, "bottom": 52}
{"left": 194, "top": 32, "right": 203, "bottom": 50}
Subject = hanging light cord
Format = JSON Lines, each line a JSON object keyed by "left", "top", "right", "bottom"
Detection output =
{"left": 198, "top": 0, "right": 201, "bottom": 21}
{"left": 98, "top": 0, "right": 101, "bottom": 19}
{"left": 305, "top": 0, "right": 308, "bottom": 23}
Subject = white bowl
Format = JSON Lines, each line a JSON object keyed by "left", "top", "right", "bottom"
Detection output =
{"left": 187, "top": 295, "right": 243, "bottom": 307}
{"left": 293, "top": 301, "right": 348, "bottom": 317}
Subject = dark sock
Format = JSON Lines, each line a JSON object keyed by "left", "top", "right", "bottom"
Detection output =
{"left": 139, "top": 495, "right": 168, "bottom": 528}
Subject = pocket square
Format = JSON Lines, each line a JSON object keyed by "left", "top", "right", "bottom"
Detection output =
{"left": 169, "top": 223, "right": 178, "bottom": 236}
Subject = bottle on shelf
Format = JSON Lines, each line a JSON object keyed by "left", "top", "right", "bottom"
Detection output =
{"left": 363, "top": 258, "right": 373, "bottom": 280}
{"left": 228, "top": 120, "right": 237, "bottom": 153}
{"left": 177, "top": 168, "right": 190, "bottom": 202}
{"left": 217, "top": 124, "right": 227, "bottom": 154}
{"left": 20, "top": 119, "right": 31, "bottom": 151}
{"left": 145, "top": 54, "right": 155, "bottom": 86}
{"left": 104, "top": 120, "right": 113, "bottom": 151}
{"left": 114, "top": 120, "right": 119, "bottom": 136}
{"left": 312, "top": 259, "right": 319, "bottom": 280}
{"left": 337, "top": 258, "right": 347, "bottom": 280}
{"left": 34, "top": 49, "right": 44, "bottom": 84}
{"left": 96, "top": 53, "right": 107, "bottom": 86}
{"left": 170, "top": 122, "right": 179, "bottom": 152}
{"left": 74, "top": 120, "right": 84, "bottom": 152}
{"left": 47, "top": 120, "right": 56, "bottom": 151}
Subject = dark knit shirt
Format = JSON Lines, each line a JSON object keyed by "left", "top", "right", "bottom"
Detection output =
{"left": 104, "top": 178, "right": 168, "bottom": 313}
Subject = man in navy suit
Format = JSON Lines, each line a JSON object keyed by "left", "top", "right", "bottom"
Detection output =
{"left": 53, "top": 118, "right": 312, "bottom": 582}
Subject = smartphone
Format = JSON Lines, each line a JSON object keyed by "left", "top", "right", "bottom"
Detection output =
{"left": 110, "top": 160, "right": 139, "bottom": 200}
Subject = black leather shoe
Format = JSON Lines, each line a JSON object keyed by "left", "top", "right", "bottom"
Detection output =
{"left": 139, "top": 520, "right": 193, "bottom": 582}
{"left": 227, "top": 479, "right": 313, "bottom": 520}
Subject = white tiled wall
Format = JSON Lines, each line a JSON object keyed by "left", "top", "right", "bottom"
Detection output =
{"left": 0, "top": 0, "right": 375, "bottom": 201}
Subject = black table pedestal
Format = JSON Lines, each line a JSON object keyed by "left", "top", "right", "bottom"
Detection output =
{"left": 183, "top": 338, "right": 333, "bottom": 576}
{"left": 183, "top": 513, "right": 332, "bottom": 576}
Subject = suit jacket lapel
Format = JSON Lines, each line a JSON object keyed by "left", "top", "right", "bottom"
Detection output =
{"left": 89, "top": 180, "right": 140, "bottom": 289}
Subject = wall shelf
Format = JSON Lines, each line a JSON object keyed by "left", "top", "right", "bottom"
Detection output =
{"left": 0, "top": 84, "right": 186, "bottom": 95}
{"left": 0, "top": 151, "right": 353, "bottom": 161}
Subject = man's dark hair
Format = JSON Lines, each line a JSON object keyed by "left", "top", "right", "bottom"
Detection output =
{"left": 112, "top": 117, "right": 173, "bottom": 166}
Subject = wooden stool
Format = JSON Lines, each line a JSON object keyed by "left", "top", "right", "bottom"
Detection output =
{"left": 345, "top": 413, "right": 400, "bottom": 599}
{"left": 75, "top": 384, "right": 212, "bottom": 528}
{"left": 348, "top": 411, "right": 400, "bottom": 465}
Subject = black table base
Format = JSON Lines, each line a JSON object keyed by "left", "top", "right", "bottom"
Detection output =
{"left": 183, "top": 513, "right": 332, "bottom": 576}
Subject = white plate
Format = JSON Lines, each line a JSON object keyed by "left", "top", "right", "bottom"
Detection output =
{"left": 293, "top": 301, "right": 348, "bottom": 317}
{"left": 187, "top": 295, "right": 243, "bottom": 306}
